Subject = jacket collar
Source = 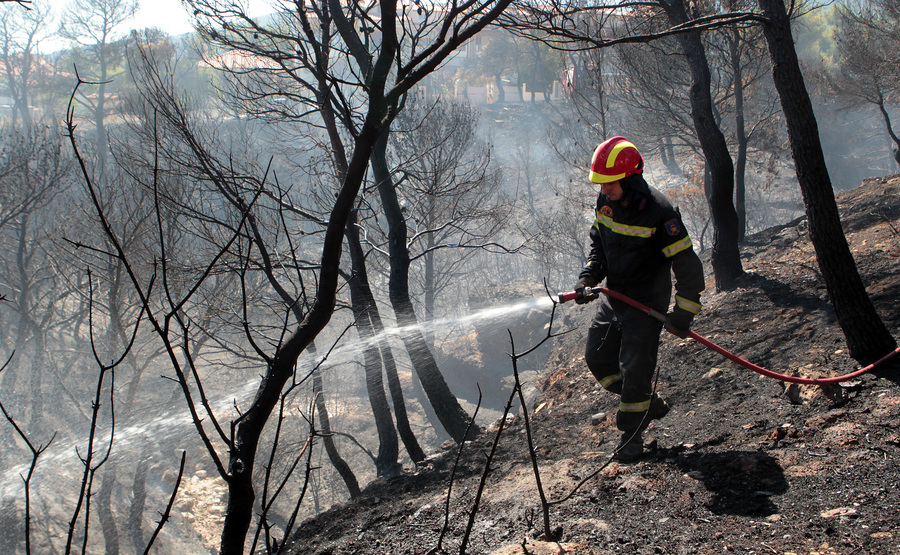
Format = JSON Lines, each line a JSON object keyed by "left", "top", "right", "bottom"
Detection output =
{"left": 611, "top": 175, "right": 651, "bottom": 209}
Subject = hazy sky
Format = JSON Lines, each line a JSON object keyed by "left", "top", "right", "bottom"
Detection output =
{"left": 43, "top": 0, "right": 194, "bottom": 37}
{"left": 42, "top": 0, "right": 273, "bottom": 47}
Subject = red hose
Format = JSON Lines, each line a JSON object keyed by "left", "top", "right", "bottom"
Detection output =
{"left": 560, "top": 286, "right": 900, "bottom": 386}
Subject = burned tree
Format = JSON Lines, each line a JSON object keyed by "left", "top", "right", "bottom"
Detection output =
{"left": 824, "top": 0, "right": 900, "bottom": 167}
{"left": 613, "top": 0, "right": 776, "bottom": 243}
{"left": 710, "top": 0, "right": 775, "bottom": 242}
{"left": 505, "top": 0, "right": 748, "bottom": 290}
{"left": 499, "top": 1, "right": 895, "bottom": 359}
{"left": 657, "top": 0, "right": 743, "bottom": 288}
{"left": 190, "top": 0, "right": 487, "bottom": 447}
{"left": 0, "top": 1, "right": 51, "bottom": 130}
{"left": 756, "top": 0, "right": 897, "bottom": 360}
{"left": 60, "top": 0, "right": 138, "bottom": 182}
{"left": 388, "top": 95, "right": 508, "bottom": 328}
{"left": 369, "top": 126, "right": 478, "bottom": 443}
{"left": 373, "top": 96, "right": 511, "bottom": 410}
{"left": 0, "top": 126, "right": 72, "bottom": 430}
{"left": 73, "top": 1, "right": 517, "bottom": 553}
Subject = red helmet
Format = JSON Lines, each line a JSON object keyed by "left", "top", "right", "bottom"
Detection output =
{"left": 589, "top": 136, "right": 643, "bottom": 184}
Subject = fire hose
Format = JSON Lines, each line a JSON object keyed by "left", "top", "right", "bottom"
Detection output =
{"left": 558, "top": 286, "right": 900, "bottom": 386}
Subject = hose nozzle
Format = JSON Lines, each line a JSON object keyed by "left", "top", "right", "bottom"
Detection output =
{"left": 557, "top": 286, "right": 601, "bottom": 304}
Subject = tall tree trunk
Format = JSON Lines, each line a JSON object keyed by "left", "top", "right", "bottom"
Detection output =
{"left": 310, "top": 15, "right": 424, "bottom": 464}
{"left": 17, "top": 216, "right": 45, "bottom": 429}
{"left": 874, "top": 97, "right": 900, "bottom": 168}
{"left": 311, "top": 19, "right": 424, "bottom": 465}
{"left": 423, "top": 204, "right": 436, "bottom": 337}
{"left": 757, "top": 0, "right": 897, "bottom": 360}
{"left": 663, "top": 135, "right": 681, "bottom": 174}
{"left": 375, "top": 328, "right": 428, "bottom": 464}
{"left": 129, "top": 452, "right": 149, "bottom": 554}
{"left": 345, "top": 211, "right": 402, "bottom": 478}
{"left": 28, "top": 335, "right": 47, "bottom": 431}
{"left": 312, "top": 367, "right": 361, "bottom": 498}
{"left": 97, "top": 465, "right": 120, "bottom": 555}
{"left": 346, "top": 210, "right": 426, "bottom": 463}
{"left": 661, "top": 0, "right": 744, "bottom": 290}
{"left": 371, "top": 130, "right": 479, "bottom": 444}
{"left": 2, "top": 303, "right": 26, "bottom": 396}
{"left": 218, "top": 102, "right": 385, "bottom": 555}
{"left": 730, "top": 27, "right": 748, "bottom": 243}
{"left": 95, "top": 62, "right": 108, "bottom": 183}
{"left": 493, "top": 73, "right": 506, "bottom": 103}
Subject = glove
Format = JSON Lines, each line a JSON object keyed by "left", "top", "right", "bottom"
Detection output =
{"left": 573, "top": 280, "right": 599, "bottom": 304}
{"left": 664, "top": 308, "right": 693, "bottom": 338}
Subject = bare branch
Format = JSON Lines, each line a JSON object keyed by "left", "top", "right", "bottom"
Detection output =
{"left": 0, "top": 351, "right": 56, "bottom": 555}
{"left": 501, "top": 0, "right": 765, "bottom": 52}
{"left": 433, "top": 386, "right": 483, "bottom": 554}
{"left": 143, "top": 451, "right": 187, "bottom": 555}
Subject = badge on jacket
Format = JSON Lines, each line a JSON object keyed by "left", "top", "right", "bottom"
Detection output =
{"left": 665, "top": 218, "right": 682, "bottom": 236}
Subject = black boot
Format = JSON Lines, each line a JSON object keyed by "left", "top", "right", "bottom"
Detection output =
{"left": 613, "top": 430, "right": 643, "bottom": 462}
{"left": 648, "top": 394, "right": 670, "bottom": 421}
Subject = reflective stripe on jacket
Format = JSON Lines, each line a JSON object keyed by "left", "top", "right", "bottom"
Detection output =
{"left": 578, "top": 177, "right": 704, "bottom": 314}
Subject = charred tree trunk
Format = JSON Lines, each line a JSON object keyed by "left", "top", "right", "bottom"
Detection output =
{"left": 423, "top": 197, "right": 437, "bottom": 334}
{"left": 666, "top": 137, "right": 680, "bottom": 174}
{"left": 26, "top": 324, "right": 45, "bottom": 432}
{"left": 346, "top": 210, "right": 426, "bottom": 464}
{"left": 95, "top": 57, "right": 109, "bottom": 183}
{"left": 129, "top": 452, "right": 149, "bottom": 553}
{"left": 874, "top": 96, "right": 900, "bottom": 168}
{"left": 730, "top": 27, "right": 749, "bottom": 243}
{"left": 312, "top": 367, "right": 361, "bottom": 498}
{"left": 218, "top": 104, "right": 385, "bottom": 555}
{"left": 14, "top": 215, "right": 45, "bottom": 428}
{"left": 493, "top": 73, "right": 506, "bottom": 104}
{"left": 345, "top": 211, "right": 403, "bottom": 478}
{"left": 757, "top": 0, "right": 897, "bottom": 360}
{"left": 376, "top": 329, "right": 427, "bottom": 464}
{"left": 661, "top": 0, "right": 744, "bottom": 290}
{"left": 97, "top": 465, "right": 119, "bottom": 555}
{"left": 371, "top": 129, "right": 479, "bottom": 444}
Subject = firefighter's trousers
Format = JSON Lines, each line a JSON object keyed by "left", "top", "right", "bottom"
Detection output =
{"left": 585, "top": 296, "right": 664, "bottom": 434}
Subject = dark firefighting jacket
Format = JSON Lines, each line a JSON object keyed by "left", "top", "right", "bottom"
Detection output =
{"left": 578, "top": 176, "right": 705, "bottom": 317}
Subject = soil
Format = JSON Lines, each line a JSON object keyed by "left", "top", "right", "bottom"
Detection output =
{"left": 284, "top": 176, "right": 900, "bottom": 555}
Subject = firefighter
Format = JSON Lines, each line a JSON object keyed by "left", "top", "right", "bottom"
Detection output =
{"left": 573, "top": 136, "right": 705, "bottom": 461}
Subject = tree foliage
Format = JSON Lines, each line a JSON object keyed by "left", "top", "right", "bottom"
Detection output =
{"left": 825, "top": 0, "right": 900, "bottom": 161}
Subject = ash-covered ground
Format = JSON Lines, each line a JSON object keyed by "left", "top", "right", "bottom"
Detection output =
{"left": 285, "top": 176, "right": 900, "bottom": 555}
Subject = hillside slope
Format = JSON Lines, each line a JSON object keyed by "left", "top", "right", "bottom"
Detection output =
{"left": 286, "top": 176, "right": 900, "bottom": 555}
